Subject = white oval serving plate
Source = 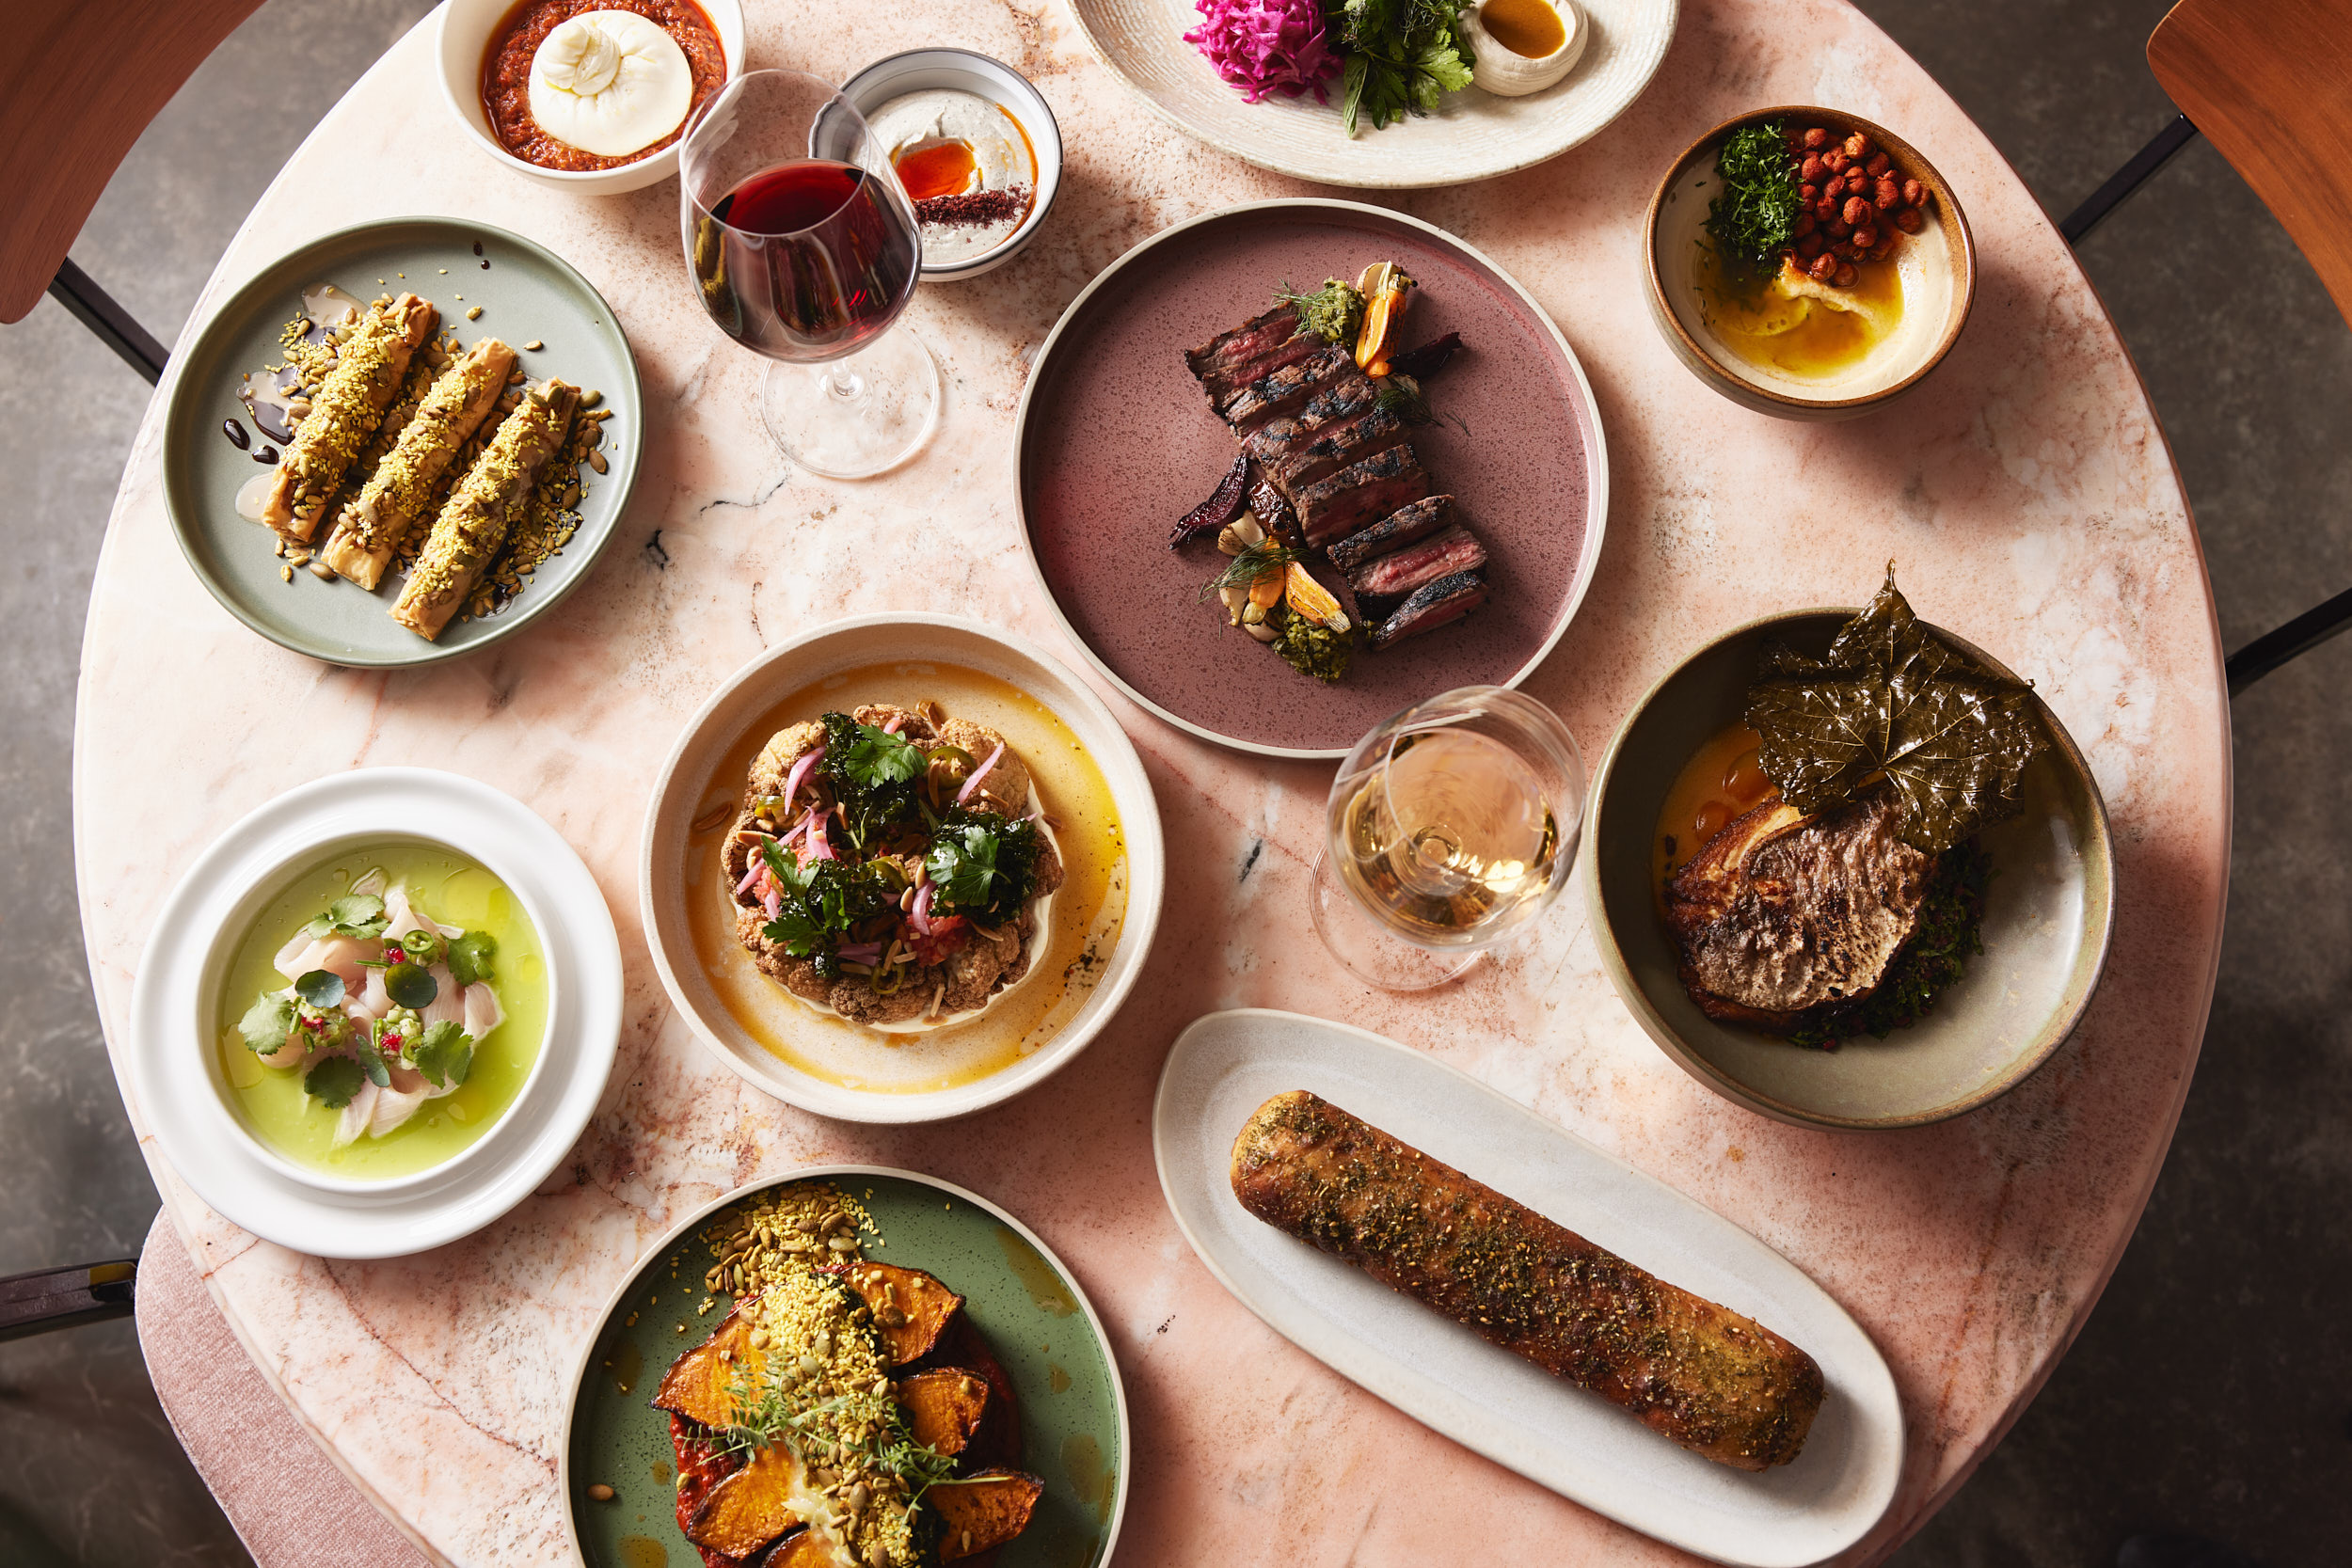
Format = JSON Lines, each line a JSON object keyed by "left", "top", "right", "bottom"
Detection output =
{"left": 1152, "top": 1008, "right": 1902, "bottom": 1566}
{"left": 126, "top": 768, "right": 624, "bottom": 1259}
{"left": 1068, "top": 0, "right": 1676, "bottom": 189}
{"left": 639, "top": 613, "right": 1167, "bottom": 1124}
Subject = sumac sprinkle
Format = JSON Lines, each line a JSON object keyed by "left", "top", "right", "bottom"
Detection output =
{"left": 914, "top": 189, "right": 1025, "bottom": 228}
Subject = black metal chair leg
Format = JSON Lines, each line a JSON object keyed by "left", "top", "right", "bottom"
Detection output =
{"left": 0, "top": 1259, "right": 138, "bottom": 1342}
{"left": 2226, "top": 584, "right": 2352, "bottom": 694}
{"left": 46, "top": 258, "right": 168, "bottom": 385}
{"left": 2061, "top": 112, "right": 2201, "bottom": 246}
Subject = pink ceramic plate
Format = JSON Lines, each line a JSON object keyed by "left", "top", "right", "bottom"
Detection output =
{"left": 1015, "top": 198, "right": 1609, "bottom": 758}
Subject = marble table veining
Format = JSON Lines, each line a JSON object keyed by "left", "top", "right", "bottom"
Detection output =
{"left": 73, "top": 1, "right": 2230, "bottom": 1562}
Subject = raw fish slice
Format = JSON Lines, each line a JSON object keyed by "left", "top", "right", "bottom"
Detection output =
{"left": 384, "top": 884, "right": 464, "bottom": 942}
{"left": 278, "top": 934, "right": 372, "bottom": 991}
{"left": 352, "top": 869, "right": 386, "bottom": 897}
{"left": 369, "top": 1081, "right": 430, "bottom": 1138}
{"left": 419, "top": 963, "right": 463, "bottom": 1027}
{"left": 462, "top": 983, "right": 504, "bottom": 1041}
{"left": 273, "top": 928, "right": 316, "bottom": 976}
{"left": 333, "top": 1081, "right": 381, "bottom": 1148}
{"left": 357, "top": 967, "right": 391, "bottom": 1018}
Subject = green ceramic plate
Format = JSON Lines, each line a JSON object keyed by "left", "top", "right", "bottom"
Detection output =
{"left": 561, "top": 1166, "right": 1129, "bottom": 1568}
{"left": 160, "top": 217, "right": 641, "bottom": 667}
{"left": 1583, "top": 609, "right": 2116, "bottom": 1130}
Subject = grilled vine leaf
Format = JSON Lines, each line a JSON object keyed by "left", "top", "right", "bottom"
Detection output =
{"left": 1744, "top": 567, "right": 2045, "bottom": 854}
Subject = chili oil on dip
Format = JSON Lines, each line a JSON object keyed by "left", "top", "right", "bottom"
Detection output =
{"left": 481, "top": 0, "right": 725, "bottom": 171}
{"left": 683, "top": 661, "right": 1129, "bottom": 1094}
{"left": 867, "top": 90, "right": 1038, "bottom": 266}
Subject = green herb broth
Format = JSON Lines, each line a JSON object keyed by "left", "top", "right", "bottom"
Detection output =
{"left": 213, "top": 842, "right": 547, "bottom": 1179}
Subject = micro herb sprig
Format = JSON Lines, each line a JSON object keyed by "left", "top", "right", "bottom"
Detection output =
{"left": 1705, "top": 121, "right": 1803, "bottom": 269}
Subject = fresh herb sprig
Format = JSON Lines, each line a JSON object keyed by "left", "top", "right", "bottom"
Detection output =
{"left": 1705, "top": 121, "right": 1803, "bottom": 269}
{"left": 924, "top": 808, "right": 1041, "bottom": 924}
{"left": 1200, "top": 539, "right": 1299, "bottom": 599}
{"left": 722, "top": 1380, "right": 961, "bottom": 1500}
{"left": 1327, "top": 0, "right": 1476, "bottom": 137}
{"left": 819, "top": 712, "right": 927, "bottom": 852}
{"left": 759, "top": 840, "right": 900, "bottom": 976}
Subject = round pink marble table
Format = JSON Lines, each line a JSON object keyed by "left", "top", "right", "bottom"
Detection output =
{"left": 75, "top": 1, "right": 2230, "bottom": 1563}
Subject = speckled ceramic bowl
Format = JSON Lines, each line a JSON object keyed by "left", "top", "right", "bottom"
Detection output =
{"left": 1645, "top": 108, "right": 1975, "bottom": 421}
{"left": 840, "top": 48, "right": 1064, "bottom": 282}
{"left": 1583, "top": 610, "right": 2113, "bottom": 1130}
{"left": 436, "top": 0, "right": 746, "bottom": 195}
{"left": 560, "top": 1164, "right": 1130, "bottom": 1568}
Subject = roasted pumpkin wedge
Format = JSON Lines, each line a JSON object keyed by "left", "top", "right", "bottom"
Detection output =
{"left": 894, "top": 1369, "right": 991, "bottom": 1456}
{"left": 651, "top": 1307, "right": 764, "bottom": 1430}
{"left": 756, "top": 1528, "right": 834, "bottom": 1568}
{"left": 685, "top": 1443, "right": 804, "bottom": 1559}
{"left": 930, "top": 1469, "right": 1044, "bottom": 1561}
{"left": 845, "top": 1263, "right": 962, "bottom": 1366}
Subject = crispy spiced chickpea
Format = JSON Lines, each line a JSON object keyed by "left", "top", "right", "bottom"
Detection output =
{"left": 1803, "top": 126, "right": 1830, "bottom": 150}
{"left": 1865, "top": 151, "right": 1892, "bottom": 180}
{"left": 1800, "top": 152, "right": 1824, "bottom": 182}
{"left": 1868, "top": 240, "right": 1895, "bottom": 262}
{"left": 1850, "top": 223, "right": 1880, "bottom": 249}
{"left": 1902, "top": 178, "right": 1928, "bottom": 208}
{"left": 1796, "top": 231, "right": 1826, "bottom": 259}
{"left": 1792, "top": 211, "right": 1819, "bottom": 237}
{"left": 1821, "top": 148, "right": 1851, "bottom": 174}
{"left": 1841, "top": 195, "right": 1873, "bottom": 227}
{"left": 1808, "top": 251, "right": 1837, "bottom": 281}
{"left": 1894, "top": 206, "right": 1926, "bottom": 233}
{"left": 1874, "top": 177, "right": 1900, "bottom": 211}
{"left": 1800, "top": 182, "right": 1820, "bottom": 203}
{"left": 1835, "top": 261, "right": 1858, "bottom": 287}
{"left": 1844, "top": 133, "right": 1871, "bottom": 161}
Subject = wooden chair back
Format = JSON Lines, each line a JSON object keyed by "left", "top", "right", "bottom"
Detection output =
{"left": 2149, "top": 0, "right": 2352, "bottom": 330}
{"left": 1, "top": 0, "right": 264, "bottom": 324}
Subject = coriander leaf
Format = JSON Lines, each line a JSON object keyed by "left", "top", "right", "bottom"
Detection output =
{"left": 924, "top": 808, "right": 1041, "bottom": 923}
{"left": 294, "top": 968, "right": 345, "bottom": 1009}
{"left": 1339, "top": 51, "right": 1370, "bottom": 137}
{"left": 446, "top": 929, "right": 496, "bottom": 987}
{"left": 304, "top": 893, "right": 389, "bottom": 941}
{"left": 410, "top": 1020, "right": 474, "bottom": 1088}
{"left": 1745, "top": 567, "right": 2046, "bottom": 854}
{"left": 238, "top": 992, "right": 298, "bottom": 1055}
{"left": 819, "top": 712, "right": 923, "bottom": 851}
{"left": 385, "top": 962, "right": 438, "bottom": 1011}
{"left": 303, "top": 1054, "right": 365, "bottom": 1109}
{"left": 841, "top": 723, "right": 924, "bottom": 792}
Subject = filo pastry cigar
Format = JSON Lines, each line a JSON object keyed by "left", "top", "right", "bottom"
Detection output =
{"left": 1230, "top": 1090, "right": 1826, "bottom": 1471}
{"left": 321, "top": 338, "right": 517, "bottom": 590}
{"left": 389, "top": 378, "right": 578, "bottom": 641}
{"left": 261, "top": 293, "right": 437, "bottom": 542}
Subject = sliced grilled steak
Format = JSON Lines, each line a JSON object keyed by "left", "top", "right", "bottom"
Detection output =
{"left": 1664, "top": 789, "right": 1936, "bottom": 1030}
{"left": 1247, "top": 405, "right": 1413, "bottom": 494}
{"left": 1186, "top": 306, "right": 1300, "bottom": 386}
{"left": 1219, "top": 348, "right": 1361, "bottom": 432}
{"left": 1369, "top": 570, "right": 1486, "bottom": 649}
{"left": 1290, "top": 376, "right": 1381, "bottom": 434}
{"left": 1295, "top": 445, "right": 1430, "bottom": 544}
{"left": 1327, "top": 496, "right": 1455, "bottom": 573}
{"left": 1347, "top": 525, "right": 1487, "bottom": 607}
{"left": 1196, "top": 330, "right": 1328, "bottom": 404}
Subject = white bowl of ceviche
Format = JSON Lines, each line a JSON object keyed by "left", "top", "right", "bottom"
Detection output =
{"left": 125, "top": 768, "right": 623, "bottom": 1258}
{"left": 640, "top": 613, "right": 1167, "bottom": 1123}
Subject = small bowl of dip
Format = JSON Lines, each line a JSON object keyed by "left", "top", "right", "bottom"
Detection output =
{"left": 1645, "top": 107, "right": 1976, "bottom": 421}
{"left": 841, "top": 49, "right": 1063, "bottom": 282}
{"left": 437, "top": 0, "right": 745, "bottom": 195}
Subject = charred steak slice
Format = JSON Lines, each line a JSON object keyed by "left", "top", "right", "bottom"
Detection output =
{"left": 1369, "top": 570, "right": 1486, "bottom": 648}
{"left": 1327, "top": 495, "right": 1454, "bottom": 573}
{"left": 1295, "top": 445, "right": 1430, "bottom": 545}
{"left": 1194, "top": 329, "right": 1329, "bottom": 404}
{"left": 1347, "top": 524, "right": 1488, "bottom": 608}
{"left": 1248, "top": 405, "right": 1414, "bottom": 494}
{"left": 1186, "top": 305, "right": 1301, "bottom": 387}
{"left": 1219, "top": 348, "right": 1362, "bottom": 432}
{"left": 1664, "top": 788, "right": 1937, "bottom": 1030}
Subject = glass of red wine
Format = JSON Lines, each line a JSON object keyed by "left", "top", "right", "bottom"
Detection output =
{"left": 678, "top": 71, "right": 935, "bottom": 478}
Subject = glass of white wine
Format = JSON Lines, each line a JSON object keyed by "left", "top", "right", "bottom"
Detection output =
{"left": 1310, "top": 685, "right": 1585, "bottom": 990}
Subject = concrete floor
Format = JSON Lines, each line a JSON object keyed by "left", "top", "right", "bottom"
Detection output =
{"left": 2, "top": 2, "right": 2345, "bottom": 1564}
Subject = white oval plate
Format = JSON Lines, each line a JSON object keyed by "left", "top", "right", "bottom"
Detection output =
{"left": 126, "top": 768, "right": 623, "bottom": 1259}
{"left": 1152, "top": 1008, "right": 1902, "bottom": 1566}
{"left": 639, "top": 613, "right": 1167, "bottom": 1123}
{"left": 1068, "top": 0, "right": 1677, "bottom": 188}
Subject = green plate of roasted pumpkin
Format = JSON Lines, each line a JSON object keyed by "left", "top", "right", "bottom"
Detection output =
{"left": 561, "top": 1166, "right": 1128, "bottom": 1568}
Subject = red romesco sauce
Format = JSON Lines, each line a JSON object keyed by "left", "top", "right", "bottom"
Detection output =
{"left": 481, "top": 0, "right": 726, "bottom": 172}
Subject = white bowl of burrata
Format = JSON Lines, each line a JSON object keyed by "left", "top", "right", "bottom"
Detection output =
{"left": 437, "top": 0, "right": 746, "bottom": 195}
{"left": 841, "top": 49, "right": 1064, "bottom": 281}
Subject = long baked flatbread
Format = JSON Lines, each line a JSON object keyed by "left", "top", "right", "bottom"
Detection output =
{"left": 1230, "top": 1090, "right": 1825, "bottom": 1471}
{"left": 389, "top": 378, "right": 577, "bottom": 641}
{"left": 321, "top": 338, "right": 516, "bottom": 590}
{"left": 261, "top": 293, "right": 437, "bottom": 542}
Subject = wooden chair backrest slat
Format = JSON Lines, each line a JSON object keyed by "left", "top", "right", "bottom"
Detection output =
{"left": 2149, "top": 0, "right": 2352, "bottom": 331}
{"left": 0, "top": 0, "right": 265, "bottom": 325}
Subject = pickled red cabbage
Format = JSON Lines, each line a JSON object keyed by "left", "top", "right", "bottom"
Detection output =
{"left": 1183, "top": 0, "right": 1338, "bottom": 104}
